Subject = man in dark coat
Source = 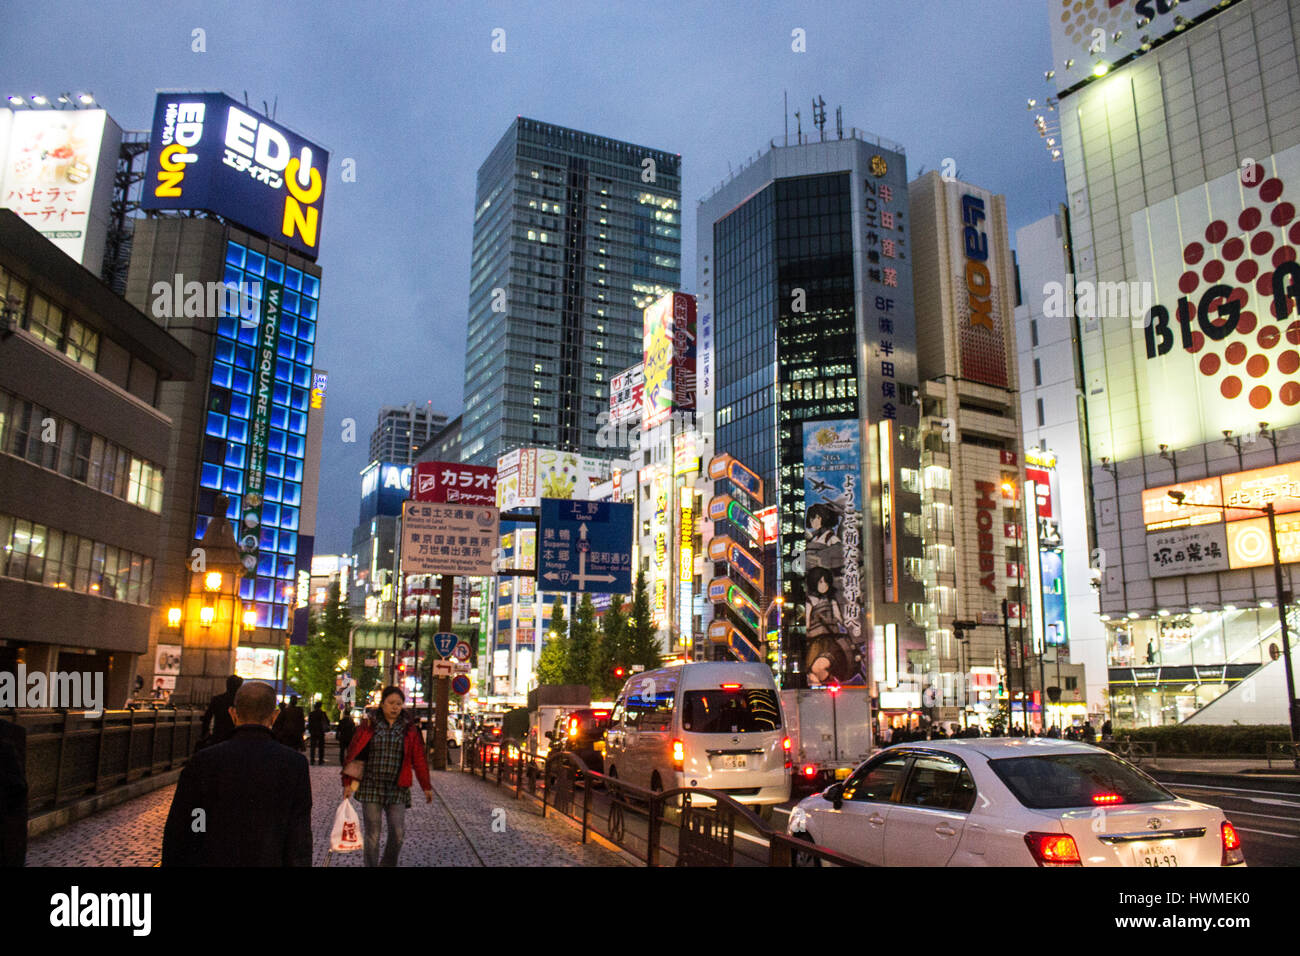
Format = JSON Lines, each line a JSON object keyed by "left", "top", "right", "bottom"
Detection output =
{"left": 307, "top": 701, "right": 330, "bottom": 765}
{"left": 200, "top": 674, "right": 244, "bottom": 748}
{"left": 0, "top": 717, "right": 27, "bottom": 867}
{"left": 275, "top": 695, "right": 306, "bottom": 751}
{"left": 336, "top": 710, "right": 356, "bottom": 766}
{"left": 162, "top": 680, "right": 312, "bottom": 866}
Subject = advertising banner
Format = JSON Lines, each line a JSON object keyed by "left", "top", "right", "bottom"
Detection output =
{"left": 413, "top": 461, "right": 496, "bottom": 505}
{"left": 142, "top": 92, "right": 328, "bottom": 259}
{"left": 1146, "top": 524, "right": 1230, "bottom": 578}
{"left": 642, "top": 292, "right": 696, "bottom": 428}
{"left": 802, "top": 420, "right": 866, "bottom": 686}
{"left": 400, "top": 502, "right": 499, "bottom": 576}
{"left": 497, "top": 447, "right": 609, "bottom": 510}
{"left": 1226, "top": 514, "right": 1300, "bottom": 570}
{"left": 949, "top": 184, "right": 1009, "bottom": 388}
{"left": 1, "top": 108, "right": 120, "bottom": 266}
{"left": 609, "top": 363, "right": 644, "bottom": 427}
{"left": 238, "top": 283, "right": 284, "bottom": 575}
{"left": 1039, "top": 550, "right": 1068, "bottom": 646}
{"left": 1130, "top": 144, "right": 1300, "bottom": 456}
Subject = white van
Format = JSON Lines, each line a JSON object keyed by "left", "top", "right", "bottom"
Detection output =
{"left": 604, "top": 661, "right": 791, "bottom": 809}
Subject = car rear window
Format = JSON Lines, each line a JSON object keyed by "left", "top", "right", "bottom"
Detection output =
{"left": 681, "top": 689, "right": 780, "bottom": 734}
{"left": 988, "top": 752, "right": 1174, "bottom": 809}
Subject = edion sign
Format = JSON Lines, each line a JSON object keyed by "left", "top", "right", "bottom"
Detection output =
{"left": 142, "top": 93, "right": 328, "bottom": 259}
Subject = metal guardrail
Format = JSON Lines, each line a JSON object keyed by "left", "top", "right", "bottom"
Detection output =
{"left": 1265, "top": 740, "right": 1300, "bottom": 769}
{"left": 461, "top": 736, "right": 865, "bottom": 867}
{"left": 3, "top": 706, "right": 203, "bottom": 816}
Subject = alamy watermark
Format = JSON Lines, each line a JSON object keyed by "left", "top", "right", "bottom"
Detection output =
{"left": 0, "top": 667, "right": 104, "bottom": 717}
{"left": 1043, "top": 275, "right": 1153, "bottom": 327}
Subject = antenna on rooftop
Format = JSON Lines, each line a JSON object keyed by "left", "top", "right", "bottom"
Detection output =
{"left": 812, "top": 95, "right": 827, "bottom": 141}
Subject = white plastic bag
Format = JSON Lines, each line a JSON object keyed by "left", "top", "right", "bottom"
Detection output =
{"left": 330, "top": 796, "right": 363, "bottom": 853}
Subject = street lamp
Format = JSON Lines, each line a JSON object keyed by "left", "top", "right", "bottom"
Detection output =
{"left": 1168, "top": 489, "right": 1299, "bottom": 765}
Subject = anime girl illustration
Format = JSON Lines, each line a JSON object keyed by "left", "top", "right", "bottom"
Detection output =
{"left": 804, "top": 501, "right": 845, "bottom": 574}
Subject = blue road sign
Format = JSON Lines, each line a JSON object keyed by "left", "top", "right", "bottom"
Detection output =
{"left": 538, "top": 498, "right": 633, "bottom": 593}
{"left": 432, "top": 631, "right": 459, "bottom": 658}
{"left": 451, "top": 674, "right": 471, "bottom": 696}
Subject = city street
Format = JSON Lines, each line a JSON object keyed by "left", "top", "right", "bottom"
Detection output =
{"left": 1160, "top": 782, "right": 1300, "bottom": 869}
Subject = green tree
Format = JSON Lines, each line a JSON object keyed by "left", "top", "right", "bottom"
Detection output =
{"left": 536, "top": 597, "right": 570, "bottom": 685}
{"left": 568, "top": 592, "right": 598, "bottom": 685}
{"left": 591, "top": 595, "right": 628, "bottom": 697}
{"left": 286, "top": 582, "right": 352, "bottom": 718}
{"left": 627, "top": 571, "right": 663, "bottom": 671}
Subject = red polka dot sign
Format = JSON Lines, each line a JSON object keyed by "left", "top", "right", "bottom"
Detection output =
{"left": 1141, "top": 153, "right": 1300, "bottom": 420}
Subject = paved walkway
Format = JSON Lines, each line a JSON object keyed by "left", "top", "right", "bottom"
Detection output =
{"left": 26, "top": 761, "right": 630, "bottom": 867}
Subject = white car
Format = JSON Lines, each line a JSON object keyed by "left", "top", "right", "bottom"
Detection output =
{"left": 787, "top": 738, "right": 1246, "bottom": 867}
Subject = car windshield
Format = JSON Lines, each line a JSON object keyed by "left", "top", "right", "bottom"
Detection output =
{"left": 988, "top": 752, "right": 1174, "bottom": 809}
{"left": 681, "top": 689, "right": 781, "bottom": 734}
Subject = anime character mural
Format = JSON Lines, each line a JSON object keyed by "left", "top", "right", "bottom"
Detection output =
{"left": 801, "top": 421, "right": 866, "bottom": 686}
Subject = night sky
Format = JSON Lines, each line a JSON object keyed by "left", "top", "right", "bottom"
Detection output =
{"left": 3, "top": 0, "right": 1067, "bottom": 554}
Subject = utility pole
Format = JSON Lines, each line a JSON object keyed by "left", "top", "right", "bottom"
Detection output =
{"left": 1266, "top": 503, "right": 1300, "bottom": 763}
{"left": 432, "top": 573, "right": 453, "bottom": 771}
{"left": 1002, "top": 599, "right": 1014, "bottom": 731}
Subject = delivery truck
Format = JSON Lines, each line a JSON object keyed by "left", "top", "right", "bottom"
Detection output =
{"left": 780, "top": 686, "right": 873, "bottom": 792}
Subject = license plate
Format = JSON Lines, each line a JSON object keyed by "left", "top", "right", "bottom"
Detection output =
{"left": 1133, "top": 842, "right": 1179, "bottom": 867}
{"left": 834, "top": 767, "right": 852, "bottom": 780}
{"left": 720, "top": 755, "right": 747, "bottom": 770}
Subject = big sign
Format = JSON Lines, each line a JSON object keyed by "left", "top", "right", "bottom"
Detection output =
{"left": 142, "top": 93, "right": 328, "bottom": 259}
{"left": 413, "top": 461, "right": 496, "bottom": 505}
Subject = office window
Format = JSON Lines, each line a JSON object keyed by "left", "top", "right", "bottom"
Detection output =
{"left": 1033, "top": 358, "right": 1041, "bottom": 387}
{"left": 27, "top": 294, "right": 64, "bottom": 348}
{"left": 1030, "top": 319, "right": 1039, "bottom": 347}
{"left": 63, "top": 319, "right": 98, "bottom": 370}
{"left": 1036, "top": 398, "right": 1045, "bottom": 428}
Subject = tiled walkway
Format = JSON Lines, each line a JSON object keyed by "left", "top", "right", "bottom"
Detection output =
{"left": 27, "top": 760, "right": 630, "bottom": 867}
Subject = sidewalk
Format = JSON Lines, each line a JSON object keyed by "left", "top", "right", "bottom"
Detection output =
{"left": 26, "top": 761, "right": 631, "bottom": 867}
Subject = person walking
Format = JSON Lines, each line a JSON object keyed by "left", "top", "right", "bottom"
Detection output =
{"left": 199, "top": 674, "right": 243, "bottom": 750}
{"left": 341, "top": 686, "right": 431, "bottom": 867}
{"left": 276, "top": 695, "right": 307, "bottom": 752}
{"left": 162, "top": 681, "right": 312, "bottom": 866}
{"left": 337, "top": 710, "right": 356, "bottom": 766}
{"left": 1080, "top": 720, "right": 1095, "bottom": 744}
{"left": 307, "top": 702, "right": 330, "bottom": 765}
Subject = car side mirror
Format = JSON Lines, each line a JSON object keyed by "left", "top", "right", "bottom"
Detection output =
{"left": 825, "top": 782, "right": 844, "bottom": 809}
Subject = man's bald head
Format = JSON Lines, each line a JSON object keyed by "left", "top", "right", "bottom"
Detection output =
{"left": 232, "top": 681, "right": 278, "bottom": 726}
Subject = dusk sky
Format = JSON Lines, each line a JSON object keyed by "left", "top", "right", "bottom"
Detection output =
{"left": 3, "top": 0, "right": 1067, "bottom": 554}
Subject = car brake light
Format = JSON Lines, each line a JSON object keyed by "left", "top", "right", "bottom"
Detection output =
{"left": 593, "top": 711, "right": 609, "bottom": 718}
{"left": 672, "top": 739, "right": 684, "bottom": 769}
{"left": 1091, "top": 793, "right": 1123, "bottom": 805}
{"left": 1023, "top": 832, "right": 1082, "bottom": 867}
{"left": 568, "top": 718, "right": 579, "bottom": 739}
{"left": 720, "top": 683, "right": 742, "bottom": 691}
{"left": 1221, "top": 821, "right": 1245, "bottom": 865}
{"left": 803, "top": 764, "right": 817, "bottom": 778}
{"left": 782, "top": 737, "right": 792, "bottom": 751}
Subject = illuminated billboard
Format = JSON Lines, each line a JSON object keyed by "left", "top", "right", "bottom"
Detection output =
{"left": 609, "top": 363, "right": 644, "bottom": 427}
{"left": 1, "top": 108, "right": 120, "bottom": 266}
{"left": 1127, "top": 144, "right": 1300, "bottom": 457}
{"left": 495, "top": 447, "right": 609, "bottom": 510}
{"left": 142, "top": 93, "right": 328, "bottom": 259}
{"left": 359, "top": 461, "right": 410, "bottom": 522}
{"left": 950, "top": 184, "right": 1009, "bottom": 388}
{"left": 1048, "top": 0, "right": 1224, "bottom": 93}
{"left": 642, "top": 291, "right": 696, "bottom": 429}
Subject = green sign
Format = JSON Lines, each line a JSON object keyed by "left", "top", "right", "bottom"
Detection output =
{"left": 238, "top": 283, "right": 284, "bottom": 576}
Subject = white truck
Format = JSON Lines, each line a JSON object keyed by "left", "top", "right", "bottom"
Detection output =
{"left": 780, "top": 686, "right": 874, "bottom": 792}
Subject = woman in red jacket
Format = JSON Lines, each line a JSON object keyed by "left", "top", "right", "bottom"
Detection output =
{"left": 342, "top": 686, "right": 432, "bottom": 867}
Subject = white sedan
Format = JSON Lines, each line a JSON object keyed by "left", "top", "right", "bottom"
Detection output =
{"left": 787, "top": 738, "right": 1246, "bottom": 867}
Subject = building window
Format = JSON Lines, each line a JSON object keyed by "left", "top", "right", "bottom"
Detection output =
{"left": 1033, "top": 358, "right": 1041, "bottom": 387}
{"left": 27, "top": 294, "right": 64, "bottom": 349}
{"left": 1030, "top": 319, "right": 1039, "bottom": 347}
{"left": 0, "top": 511, "right": 153, "bottom": 604}
{"left": 1036, "top": 398, "right": 1045, "bottom": 427}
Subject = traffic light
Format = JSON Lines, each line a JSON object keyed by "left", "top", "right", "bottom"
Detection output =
{"left": 612, "top": 665, "right": 626, "bottom": 680}
{"left": 996, "top": 682, "right": 1005, "bottom": 696}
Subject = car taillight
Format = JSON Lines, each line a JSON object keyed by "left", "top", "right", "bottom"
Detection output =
{"left": 1024, "top": 832, "right": 1082, "bottom": 867}
{"left": 568, "top": 718, "right": 579, "bottom": 739}
{"left": 720, "top": 683, "right": 742, "bottom": 691}
{"left": 672, "top": 739, "right": 684, "bottom": 768}
{"left": 803, "top": 764, "right": 817, "bottom": 778}
{"left": 782, "top": 736, "right": 792, "bottom": 751}
{"left": 1091, "top": 792, "right": 1123, "bottom": 805}
{"left": 1221, "top": 821, "right": 1245, "bottom": 865}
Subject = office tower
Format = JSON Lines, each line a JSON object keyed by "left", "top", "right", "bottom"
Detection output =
{"left": 698, "top": 128, "right": 925, "bottom": 703}
{"left": 1047, "top": 0, "right": 1300, "bottom": 726}
{"left": 369, "top": 402, "right": 447, "bottom": 466}
{"left": 461, "top": 118, "right": 682, "bottom": 465}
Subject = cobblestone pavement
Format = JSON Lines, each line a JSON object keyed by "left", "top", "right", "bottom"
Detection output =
{"left": 27, "top": 760, "right": 630, "bottom": 868}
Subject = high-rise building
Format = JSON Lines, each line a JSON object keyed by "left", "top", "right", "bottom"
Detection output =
{"left": 697, "top": 129, "right": 925, "bottom": 710}
{"left": 1014, "top": 208, "right": 1107, "bottom": 717}
{"left": 0, "top": 210, "right": 194, "bottom": 706}
{"left": 1048, "top": 0, "right": 1300, "bottom": 726}
{"left": 369, "top": 402, "right": 447, "bottom": 466}
{"left": 461, "top": 118, "right": 682, "bottom": 465}
{"left": 124, "top": 94, "right": 330, "bottom": 704}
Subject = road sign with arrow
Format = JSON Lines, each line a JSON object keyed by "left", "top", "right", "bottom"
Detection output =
{"left": 538, "top": 498, "right": 633, "bottom": 593}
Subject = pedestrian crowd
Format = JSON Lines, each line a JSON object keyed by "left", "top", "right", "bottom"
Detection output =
{"left": 159, "top": 676, "right": 430, "bottom": 868}
{"left": 880, "top": 718, "right": 1112, "bottom": 745}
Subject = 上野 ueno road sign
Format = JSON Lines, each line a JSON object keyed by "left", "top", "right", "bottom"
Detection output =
{"left": 400, "top": 501, "right": 499, "bottom": 576}
{"left": 538, "top": 498, "right": 633, "bottom": 593}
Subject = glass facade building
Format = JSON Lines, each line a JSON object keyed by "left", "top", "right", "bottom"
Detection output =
{"left": 194, "top": 239, "right": 320, "bottom": 630}
{"left": 461, "top": 118, "right": 682, "bottom": 465}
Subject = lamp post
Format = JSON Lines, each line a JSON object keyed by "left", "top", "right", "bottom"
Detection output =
{"left": 1168, "top": 490, "right": 1298, "bottom": 766}
{"left": 182, "top": 493, "right": 244, "bottom": 704}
